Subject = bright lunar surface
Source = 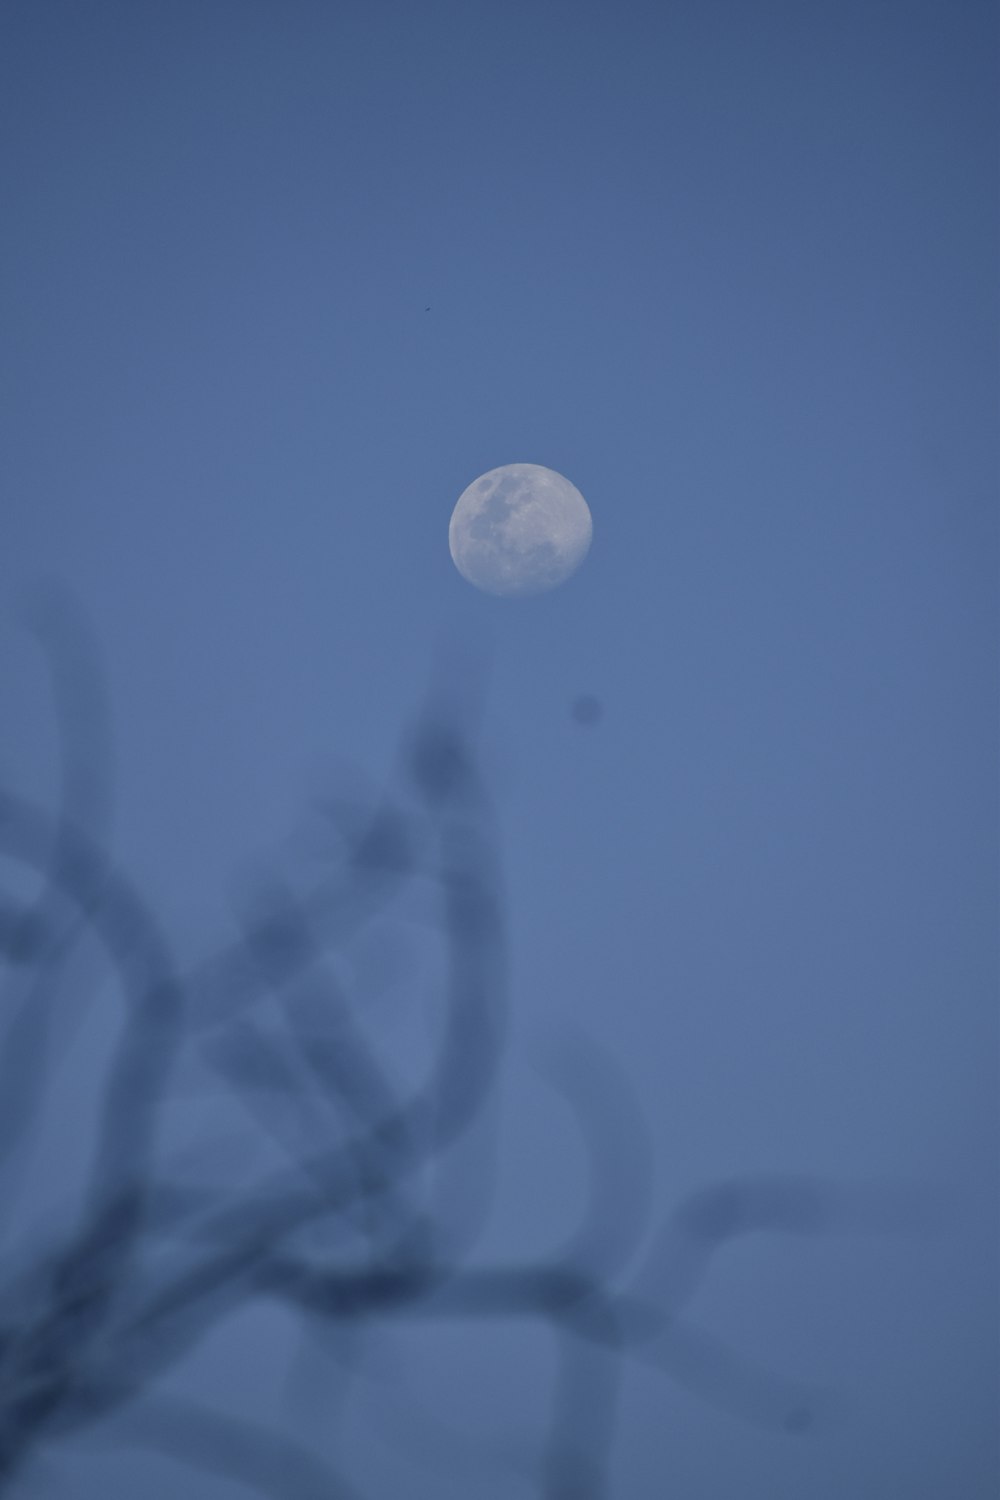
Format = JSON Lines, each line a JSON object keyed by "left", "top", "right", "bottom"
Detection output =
{"left": 448, "top": 463, "right": 593, "bottom": 596}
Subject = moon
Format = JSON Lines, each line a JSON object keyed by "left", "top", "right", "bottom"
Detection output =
{"left": 448, "top": 463, "right": 592, "bottom": 596}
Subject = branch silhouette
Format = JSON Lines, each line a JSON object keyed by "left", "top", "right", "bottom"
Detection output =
{"left": 0, "top": 599, "right": 938, "bottom": 1497}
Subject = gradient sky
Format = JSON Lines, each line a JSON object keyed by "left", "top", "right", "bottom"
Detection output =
{"left": 1, "top": 2, "right": 996, "bottom": 1497}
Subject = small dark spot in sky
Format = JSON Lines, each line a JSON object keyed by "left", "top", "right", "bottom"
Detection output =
{"left": 571, "top": 693, "right": 603, "bottom": 726}
{"left": 783, "top": 1406, "right": 812, "bottom": 1435}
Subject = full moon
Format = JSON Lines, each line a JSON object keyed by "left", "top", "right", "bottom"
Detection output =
{"left": 448, "top": 463, "right": 592, "bottom": 596}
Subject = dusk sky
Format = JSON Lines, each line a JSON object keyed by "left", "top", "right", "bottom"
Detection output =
{"left": 0, "top": 2, "right": 996, "bottom": 1497}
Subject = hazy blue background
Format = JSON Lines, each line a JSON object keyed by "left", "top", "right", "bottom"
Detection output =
{"left": 1, "top": 1, "right": 996, "bottom": 1496}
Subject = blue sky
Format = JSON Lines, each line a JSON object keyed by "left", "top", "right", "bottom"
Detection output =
{"left": 0, "top": 2, "right": 996, "bottom": 1497}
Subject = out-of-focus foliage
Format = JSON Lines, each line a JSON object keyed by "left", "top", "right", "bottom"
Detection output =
{"left": 0, "top": 597, "right": 934, "bottom": 1498}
